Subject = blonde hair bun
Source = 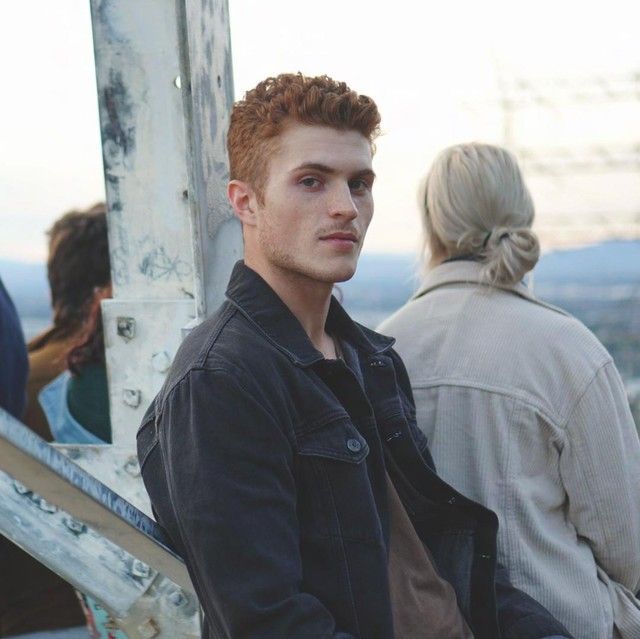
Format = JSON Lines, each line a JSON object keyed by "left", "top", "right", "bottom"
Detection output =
{"left": 422, "top": 143, "right": 540, "bottom": 286}
{"left": 480, "top": 226, "right": 540, "bottom": 286}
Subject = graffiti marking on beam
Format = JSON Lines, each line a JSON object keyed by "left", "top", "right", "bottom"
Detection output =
{"left": 139, "top": 246, "right": 192, "bottom": 282}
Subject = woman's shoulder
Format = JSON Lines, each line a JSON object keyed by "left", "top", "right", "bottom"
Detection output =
{"left": 514, "top": 291, "right": 612, "bottom": 366}
{"left": 380, "top": 283, "right": 613, "bottom": 404}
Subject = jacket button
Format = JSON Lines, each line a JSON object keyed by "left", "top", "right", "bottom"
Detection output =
{"left": 346, "top": 438, "right": 362, "bottom": 453}
{"left": 447, "top": 496, "right": 456, "bottom": 505}
{"left": 369, "top": 358, "right": 385, "bottom": 368}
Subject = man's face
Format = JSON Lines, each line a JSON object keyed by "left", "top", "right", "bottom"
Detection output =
{"left": 246, "top": 122, "right": 375, "bottom": 285}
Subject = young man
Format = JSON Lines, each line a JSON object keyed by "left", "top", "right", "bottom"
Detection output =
{"left": 137, "top": 74, "right": 571, "bottom": 638}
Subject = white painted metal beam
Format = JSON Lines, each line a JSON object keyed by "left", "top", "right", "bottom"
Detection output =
{"left": 0, "top": 407, "right": 192, "bottom": 593}
{"left": 0, "top": 408, "right": 200, "bottom": 637}
{"left": 177, "top": 0, "right": 242, "bottom": 318}
{"left": 91, "top": 0, "right": 241, "bottom": 442}
{"left": 90, "top": 0, "right": 196, "bottom": 302}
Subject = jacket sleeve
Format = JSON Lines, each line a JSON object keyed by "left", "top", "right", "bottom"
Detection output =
{"left": 559, "top": 360, "right": 640, "bottom": 591}
{"left": 494, "top": 561, "right": 573, "bottom": 638}
{"left": 158, "top": 368, "right": 354, "bottom": 639}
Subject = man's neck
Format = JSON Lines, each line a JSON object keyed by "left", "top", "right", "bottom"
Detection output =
{"left": 244, "top": 258, "right": 336, "bottom": 359}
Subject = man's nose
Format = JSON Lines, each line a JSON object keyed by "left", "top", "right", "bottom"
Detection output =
{"left": 329, "top": 184, "right": 358, "bottom": 220}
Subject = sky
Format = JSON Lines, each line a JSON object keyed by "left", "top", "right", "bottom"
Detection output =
{"left": 1, "top": 0, "right": 639, "bottom": 263}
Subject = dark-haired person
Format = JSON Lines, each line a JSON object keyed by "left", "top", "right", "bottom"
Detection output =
{"left": 1, "top": 204, "right": 111, "bottom": 639}
{"left": 137, "top": 74, "right": 572, "bottom": 638}
{"left": 24, "top": 203, "right": 111, "bottom": 442}
{"left": 38, "top": 285, "right": 111, "bottom": 444}
{"left": 379, "top": 143, "right": 640, "bottom": 638}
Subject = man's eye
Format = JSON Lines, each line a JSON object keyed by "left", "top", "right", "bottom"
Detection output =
{"left": 300, "top": 177, "right": 321, "bottom": 188}
{"left": 349, "top": 179, "right": 369, "bottom": 192}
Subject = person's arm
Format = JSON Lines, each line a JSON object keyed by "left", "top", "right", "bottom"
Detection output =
{"left": 158, "top": 368, "right": 354, "bottom": 639}
{"left": 494, "top": 562, "right": 573, "bottom": 638}
{"left": 559, "top": 360, "right": 640, "bottom": 591}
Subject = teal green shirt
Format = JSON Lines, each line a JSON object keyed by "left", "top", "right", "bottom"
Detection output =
{"left": 67, "top": 363, "right": 111, "bottom": 443}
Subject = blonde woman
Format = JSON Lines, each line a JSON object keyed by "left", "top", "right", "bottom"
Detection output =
{"left": 379, "top": 143, "right": 640, "bottom": 639}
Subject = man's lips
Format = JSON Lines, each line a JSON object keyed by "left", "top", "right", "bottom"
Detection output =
{"left": 320, "top": 232, "right": 358, "bottom": 242}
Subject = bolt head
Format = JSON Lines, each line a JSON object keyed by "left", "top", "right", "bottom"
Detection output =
{"left": 36, "top": 498, "right": 58, "bottom": 514}
{"left": 151, "top": 350, "right": 172, "bottom": 374}
{"left": 137, "top": 618, "right": 160, "bottom": 639}
{"left": 130, "top": 559, "right": 150, "bottom": 579}
{"left": 12, "top": 481, "right": 31, "bottom": 496}
{"left": 123, "top": 388, "right": 142, "bottom": 408}
{"left": 123, "top": 456, "right": 141, "bottom": 477}
{"left": 63, "top": 517, "right": 87, "bottom": 535}
{"left": 117, "top": 317, "right": 136, "bottom": 341}
{"left": 167, "top": 588, "right": 186, "bottom": 607}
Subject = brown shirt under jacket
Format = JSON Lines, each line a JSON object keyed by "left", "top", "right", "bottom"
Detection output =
{"left": 387, "top": 473, "right": 474, "bottom": 638}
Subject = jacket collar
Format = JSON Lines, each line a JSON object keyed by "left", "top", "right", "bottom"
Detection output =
{"left": 225, "top": 261, "right": 395, "bottom": 367}
{"left": 413, "top": 260, "right": 534, "bottom": 301}
{"left": 412, "top": 260, "right": 569, "bottom": 316}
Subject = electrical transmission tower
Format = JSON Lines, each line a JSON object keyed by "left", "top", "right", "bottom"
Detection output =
{"left": 494, "top": 70, "right": 640, "bottom": 247}
{"left": 498, "top": 72, "right": 640, "bottom": 173}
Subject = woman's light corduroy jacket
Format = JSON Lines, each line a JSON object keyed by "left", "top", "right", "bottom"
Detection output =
{"left": 379, "top": 260, "right": 640, "bottom": 639}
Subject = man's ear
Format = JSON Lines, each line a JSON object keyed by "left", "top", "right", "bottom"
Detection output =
{"left": 228, "top": 180, "right": 258, "bottom": 227}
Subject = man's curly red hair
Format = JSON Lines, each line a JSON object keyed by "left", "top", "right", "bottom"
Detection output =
{"left": 227, "top": 73, "right": 381, "bottom": 199}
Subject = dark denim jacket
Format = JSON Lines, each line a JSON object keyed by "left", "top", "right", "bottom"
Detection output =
{"left": 137, "top": 261, "right": 571, "bottom": 639}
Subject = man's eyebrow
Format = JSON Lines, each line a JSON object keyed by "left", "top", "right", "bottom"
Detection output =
{"left": 291, "top": 162, "right": 337, "bottom": 174}
{"left": 291, "top": 163, "right": 376, "bottom": 179}
{"left": 352, "top": 168, "right": 376, "bottom": 180}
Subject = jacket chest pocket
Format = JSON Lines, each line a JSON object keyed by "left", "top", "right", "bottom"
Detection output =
{"left": 295, "top": 418, "right": 383, "bottom": 545}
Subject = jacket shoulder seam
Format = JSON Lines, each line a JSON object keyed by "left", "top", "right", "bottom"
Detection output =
{"left": 157, "top": 305, "right": 238, "bottom": 416}
{"left": 559, "top": 359, "right": 614, "bottom": 430}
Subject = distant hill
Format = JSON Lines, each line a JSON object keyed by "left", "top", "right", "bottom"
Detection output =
{"left": 341, "top": 239, "right": 640, "bottom": 313}
{"left": 534, "top": 240, "right": 640, "bottom": 284}
{"left": 339, "top": 240, "right": 640, "bottom": 384}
